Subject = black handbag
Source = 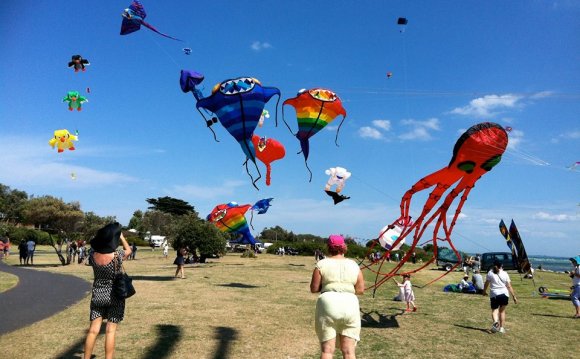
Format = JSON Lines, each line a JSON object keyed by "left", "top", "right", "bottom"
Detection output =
{"left": 113, "top": 252, "right": 136, "bottom": 299}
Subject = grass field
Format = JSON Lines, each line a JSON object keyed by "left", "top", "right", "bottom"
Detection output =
{"left": 0, "top": 270, "right": 18, "bottom": 293}
{"left": 0, "top": 246, "right": 576, "bottom": 358}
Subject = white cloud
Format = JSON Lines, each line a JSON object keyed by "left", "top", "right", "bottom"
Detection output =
{"left": 529, "top": 91, "right": 554, "bottom": 99}
{"left": 507, "top": 129, "right": 524, "bottom": 150}
{"left": 398, "top": 118, "right": 440, "bottom": 141}
{"left": 450, "top": 94, "right": 523, "bottom": 118}
{"left": 372, "top": 119, "right": 391, "bottom": 131}
{"left": 532, "top": 211, "right": 579, "bottom": 222}
{"left": 0, "top": 136, "right": 138, "bottom": 188}
{"left": 358, "top": 126, "right": 383, "bottom": 140}
{"left": 250, "top": 41, "right": 272, "bottom": 51}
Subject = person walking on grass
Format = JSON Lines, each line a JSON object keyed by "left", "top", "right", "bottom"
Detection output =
{"left": 569, "top": 256, "right": 580, "bottom": 319}
{"left": 394, "top": 274, "right": 417, "bottom": 313}
{"left": 310, "top": 235, "right": 364, "bottom": 359}
{"left": 174, "top": 247, "right": 187, "bottom": 279}
{"left": 84, "top": 222, "right": 132, "bottom": 359}
{"left": 483, "top": 260, "right": 518, "bottom": 334}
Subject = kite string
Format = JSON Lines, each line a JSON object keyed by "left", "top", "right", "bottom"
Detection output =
{"left": 145, "top": 30, "right": 181, "bottom": 68}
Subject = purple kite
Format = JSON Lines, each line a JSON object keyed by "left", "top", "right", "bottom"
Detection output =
{"left": 120, "top": 1, "right": 182, "bottom": 41}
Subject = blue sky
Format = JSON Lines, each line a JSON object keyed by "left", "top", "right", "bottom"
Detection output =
{"left": 1, "top": 1, "right": 578, "bottom": 257}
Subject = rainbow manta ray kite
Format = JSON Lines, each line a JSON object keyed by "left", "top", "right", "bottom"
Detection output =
{"left": 362, "top": 122, "right": 508, "bottom": 294}
{"left": 282, "top": 88, "right": 347, "bottom": 181}
{"left": 195, "top": 77, "right": 281, "bottom": 189}
{"left": 120, "top": 1, "right": 181, "bottom": 41}
{"left": 207, "top": 203, "right": 256, "bottom": 245}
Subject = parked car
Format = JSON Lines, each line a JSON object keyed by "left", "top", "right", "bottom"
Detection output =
{"left": 480, "top": 252, "right": 519, "bottom": 272}
{"left": 436, "top": 247, "right": 462, "bottom": 271}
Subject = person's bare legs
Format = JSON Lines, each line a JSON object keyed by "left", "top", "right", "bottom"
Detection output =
{"left": 104, "top": 321, "right": 118, "bottom": 359}
{"left": 491, "top": 307, "right": 499, "bottom": 324}
{"left": 84, "top": 317, "right": 103, "bottom": 359}
{"left": 320, "top": 338, "right": 336, "bottom": 359}
{"left": 498, "top": 305, "right": 507, "bottom": 328}
{"left": 339, "top": 335, "right": 357, "bottom": 359}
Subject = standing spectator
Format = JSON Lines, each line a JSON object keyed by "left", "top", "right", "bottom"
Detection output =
{"left": 70, "top": 240, "right": 78, "bottom": 264}
{"left": 83, "top": 222, "right": 132, "bottom": 359}
{"left": 569, "top": 256, "right": 580, "bottom": 319}
{"left": 472, "top": 270, "right": 484, "bottom": 294}
{"left": 162, "top": 241, "right": 169, "bottom": 259}
{"left": 394, "top": 274, "right": 417, "bottom": 313}
{"left": 174, "top": 247, "right": 187, "bottom": 279}
{"left": 394, "top": 252, "right": 399, "bottom": 262}
{"left": 78, "top": 241, "right": 86, "bottom": 264}
{"left": 310, "top": 235, "right": 364, "bottom": 359}
{"left": 26, "top": 237, "right": 36, "bottom": 265}
{"left": 483, "top": 260, "right": 518, "bottom": 334}
{"left": 0, "top": 239, "right": 4, "bottom": 260}
{"left": 385, "top": 251, "right": 391, "bottom": 263}
{"left": 3, "top": 233, "right": 10, "bottom": 258}
{"left": 411, "top": 251, "right": 417, "bottom": 264}
{"left": 131, "top": 242, "right": 137, "bottom": 260}
{"left": 18, "top": 240, "right": 28, "bottom": 265}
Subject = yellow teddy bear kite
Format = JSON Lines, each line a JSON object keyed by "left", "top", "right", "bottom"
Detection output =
{"left": 49, "top": 129, "right": 78, "bottom": 153}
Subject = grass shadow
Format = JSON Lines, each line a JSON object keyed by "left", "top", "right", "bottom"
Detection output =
{"left": 217, "top": 282, "right": 261, "bottom": 289}
{"left": 55, "top": 326, "right": 106, "bottom": 358}
{"left": 212, "top": 326, "right": 238, "bottom": 359}
{"left": 131, "top": 275, "right": 177, "bottom": 281}
{"left": 453, "top": 324, "right": 490, "bottom": 333}
{"left": 532, "top": 313, "right": 576, "bottom": 319}
{"left": 288, "top": 264, "right": 306, "bottom": 267}
{"left": 21, "top": 264, "right": 61, "bottom": 268}
{"left": 142, "top": 324, "right": 182, "bottom": 359}
{"left": 224, "top": 263, "right": 245, "bottom": 266}
{"left": 360, "top": 309, "right": 400, "bottom": 328}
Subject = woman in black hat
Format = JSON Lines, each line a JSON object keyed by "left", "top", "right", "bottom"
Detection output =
{"left": 83, "top": 222, "right": 132, "bottom": 359}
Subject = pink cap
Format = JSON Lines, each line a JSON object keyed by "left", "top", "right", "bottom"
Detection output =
{"left": 328, "top": 234, "right": 345, "bottom": 247}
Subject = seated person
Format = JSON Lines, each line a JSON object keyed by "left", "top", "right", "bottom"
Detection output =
{"left": 471, "top": 270, "right": 484, "bottom": 294}
{"left": 458, "top": 274, "right": 471, "bottom": 293}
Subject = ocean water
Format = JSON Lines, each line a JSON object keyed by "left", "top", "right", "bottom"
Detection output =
{"left": 529, "top": 256, "right": 576, "bottom": 273}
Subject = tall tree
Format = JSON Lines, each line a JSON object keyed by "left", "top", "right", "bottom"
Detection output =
{"left": 128, "top": 210, "right": 144, "bottom": 231}
{"left": 172, "top": 214, "right": 227, "bottom": 263}
{"left": 0, "top": 184, "right": 28, "bottom": 223}
{"left": 146, "top": 196, "right": 196, "bottom": 216}
{"left": 141, "top": 210, "right": 175, "bottom": 236}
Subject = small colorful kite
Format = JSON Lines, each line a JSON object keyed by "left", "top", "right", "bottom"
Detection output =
{"left": 362, "top": 122, "right": 508, "bottom": 293}
{"left": 63, "top": 91, "right": 88, "bottom": 111}
{"left": 68, "top": 55, "right": 90, "bottom": 72}
{"left": 252, "top": 135, "right": 285, "bottom": 186}
{"left": 183, "top": 47, "right": 192, "bottom": 55}
{"left": 251, "top": 198, "right": 274, "bottom": 214}
{"left": 120, "top": 1, "right": 182, "bottom": 41}
{"left": 207, "top": 203, "right": 256, "bottom": 245}
{"left": 282, "top": 88, "right": 347, "bottom": 181}
{"left": 324, "top": 167, "right": 351, "bottom": 205}
{"left": 49, "top": 129, "right": 78, "bottom": 153}
{"left": 196, "top": 77, "right": 281, "bottom": 189}
{"left": 386, "top": 72, "right": 393, "bottom": 78}
{"left": 258, "top": 110, "right": 270, "bottom": 128}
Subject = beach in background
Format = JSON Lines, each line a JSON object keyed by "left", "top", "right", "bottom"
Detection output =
{"left": 529, "top": 255, "right": 576, "bottom": 272}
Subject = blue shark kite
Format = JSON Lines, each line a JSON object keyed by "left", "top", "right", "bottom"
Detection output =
{"left": 194, "top": 77, "right": 281, "bottom": 189}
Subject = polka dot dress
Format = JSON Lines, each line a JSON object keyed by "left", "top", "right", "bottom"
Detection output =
{"left": 88, "top": 250, "right": 126, "bottom": 323}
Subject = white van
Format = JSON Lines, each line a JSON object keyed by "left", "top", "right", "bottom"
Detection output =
{"left": 149, "top": 235, "right": 166, "bottom": 248}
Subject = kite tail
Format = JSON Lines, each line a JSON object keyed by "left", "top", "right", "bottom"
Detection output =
{"left": 281, "top": 105, "right": 296, "bottom": 135}
{"left": 244, "top": 159, "right": 261, "bottom": 191}
{"left": 265, "top": 163, "right": 272, "bottom": 186}
{"left": 274, "top": 95, "right": 281, "bottom": 127}
{"left": 141, "top": 21, "right": 183, "bottom": 41}
{"left": 196, "top": 108, "right": 219, "bottom": 142}
{"left": 335, "top": 115, "right": 346, "bottom": 147}
{"left": 250, "top": 210, "right": 255, "bottom": 230}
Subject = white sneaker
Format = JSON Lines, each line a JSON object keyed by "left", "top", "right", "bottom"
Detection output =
{"left": 491, "top": 322, "right": 499, "bottom": 333}
{"left": 499, "top": 327, "right": 506, "bottom": 334}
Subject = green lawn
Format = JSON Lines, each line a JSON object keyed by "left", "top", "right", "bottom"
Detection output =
{"left": 0, "top": 246, "right": 576, "bottom": 358}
